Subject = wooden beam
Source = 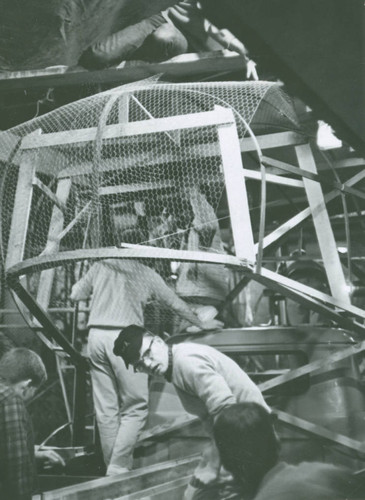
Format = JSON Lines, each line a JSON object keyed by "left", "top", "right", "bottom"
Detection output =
{"left": 57, "top": 131, "right": 306, "bottom": 180}
{"left": 5, "top": 152, "right": 35, "bottom": 270}
{"left": 117, "top": 476, "right": 191, "bottom": 500}
{"left": 32, "top": 177, "right": 67, "bottom": 213}
{"left": 217, "top": 107, "right": 255, "bottom": 261}
{"left": 259, "top": 266, "right": 365, "bottom": 320}
{"left": 20, "top": 108, "right": 236, "bottom": 149}
{"left": 242, "top": 168, "right": 304, "bottom": 188}
{"left": 259, "top": 340, "right": 365, "bottom": 392}
{"left": 275, "top": 410, "right": 365, "bottom": 457}
{"left": 296, "top": 143, "right": 350, "bottom": 304}
{"left": 36, "top": 178, "right": 72, "bottom": 352}
{"left": 262, "top": 155, "right": 365, "bottom": 201}
{"left": 0, "top": 50, "right": 244, "bottom": 91}
{"left": 318, "top": 157, "right": 365, "bottom": 171}
{"left": 7, "top": 245, "right": 251, "bottom": 279}
{"left": 256, "top": 168, "right": 365, "bottom": 252}
{"left": 40, "top": 455, "right": 200, "bottom": 500}
{"left": 42, "top": 202, "right": 92, "bottom": 251}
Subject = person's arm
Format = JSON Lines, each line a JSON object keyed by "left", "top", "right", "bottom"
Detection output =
{"left": 148, "top": 267, "right": 222, "bottom": 330}
{"left": 189, "top": 187, "right": 218, "bottom": 233}
{"left": 34, "top": 447, "right": 65, "bottom": 470}
{"left": 83, "top": 14, "right": 167, "bottom": 67}
{"left": 70, "top": 264, "right": 97, "bottom": 301}
{"left": 0, "top": 397, "right": 34, "bottom": 500}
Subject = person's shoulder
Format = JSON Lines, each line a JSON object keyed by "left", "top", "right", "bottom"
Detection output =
{"left": 173, "top": 342, "right": 216, "bottom": 363}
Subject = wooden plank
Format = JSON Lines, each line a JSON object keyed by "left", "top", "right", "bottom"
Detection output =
{"left": 40, "top": 455, "right": 200, "bottom": 500}
{"left": 242, "top": 168, "right": 304, "bottom": 188}
{"left": 116, "top": 476, "right": 191, "bottom": 500}
{"left": 259, "top": 340, "right": 365, "bottom": 392}
{"left": 35, "top": 178, "right": 72, "bottom": 352}
{"left": 259, "top": 266, "right": 365, "bottom": 320}
{"left": 275, "top": 410, "right": 365, "bottom": 457}
{"left": 0, "top": 50, "right": 244, "bottom": 90}
{"left": 32, "top": 177, "right": 67, "bottom": 213}
{"left": 318, "top": 157, "right": 365, "bottom": 171}
{"left": 5, "top": 152, "right": 36, "bottom": 269}
{"left": 217, "top": 107, "right": 255, "bottom": 261}
{"left": 20, "top": 108, "right": 236, "bottom": 149}
{"left": 250, "top": 269, "right": 365, "bottom": 334}
{"left": 57, "top": 131, "right": 306, "bottom": 179}
{"left": 45, "top": 202, "right": 92, "bottom": 249}
{"left": 296, "top": 143, "right": 350, "bottom": 304}
{"left": 262, "top": 155, "right": 365, "bottom": 201}
{"left": 40, "top": 179, "right": 72, "bottom": 256}
{"left": 7, "top": 245, "right": 251, "bottom": 279}
{"left": 256, "top": 169, "right": 365, "bottom": 252}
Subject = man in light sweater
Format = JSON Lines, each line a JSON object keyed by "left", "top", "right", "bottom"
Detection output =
{"left": 70, "top": 254, "right": 222, "bottom": 476}
{"left": 113, "top": 325, "right": 269, "bottom": 498}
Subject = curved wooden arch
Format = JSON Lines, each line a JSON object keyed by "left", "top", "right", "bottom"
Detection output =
{"left": 6, "top": 245, "right": 250, "bottom": 279}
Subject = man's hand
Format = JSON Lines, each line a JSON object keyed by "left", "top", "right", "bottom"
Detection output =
{"left": 201, "top": 318, "right": 224, "bottom": 331}
{"left": 35, "top": 448, "right": 66, "bottom": 469}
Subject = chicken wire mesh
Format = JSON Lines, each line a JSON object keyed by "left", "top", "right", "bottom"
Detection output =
{"left": 0, "top": 79, "right": 300, "bottom": 335}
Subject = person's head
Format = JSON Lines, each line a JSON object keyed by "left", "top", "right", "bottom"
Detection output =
{"left": 213, "top": 402, "right": 279, "bottom": 495}
{"left": 113, "top": 325, "right": 169, "bottom": 376}
{"left": 0, "top": 348, "right": 47, "bottom": 401}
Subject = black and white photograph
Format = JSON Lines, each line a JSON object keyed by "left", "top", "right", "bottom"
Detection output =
{"left": 0, "top": 1, "right": 364, "bottom": 499}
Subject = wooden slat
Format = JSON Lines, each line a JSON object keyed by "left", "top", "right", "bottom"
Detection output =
{"left": 33, "top": 177, "right": 67, "bottom": 213}
{"left": 259, "top": 266, "right": 365, "bottom": 320}
{"left": 0, "top": 50, "right": 244, "bottom": 90}
{"left": 242, "top": 168, "right": 304, "bottom": 188}
{"left": 40, "top": 455, "right": 200, "bottom": 500}
{"left": 276, "top": 410, "right": 365, "bottom": 457}
{"left": 296, "top": 143, "right": 350, "bottom": 304}
{"left": 5, "top": 152, "right": 36, "bottom": 269}
{"left": 256, "top": 169, "right": 365, "bottom": 251}
{"left": 57, "top": 131, "right": 306, "bottom": 179}
{"left": 20, "top": 108, "right": 236, "bottom": 149}
{"left": 7, "top": 245, "right": 251, "bottom": 279}
{"left": 217, "top": 107, "right": 255, "bottom": 261}
{"left": 116, "top": 476, "right": 191, "bottom": 500}
{"left": 319, "top": 157, "right": 365, "bottom": 171}
{"left": 35, "top": 178, "right": 72, "bottom": 353}
{"left": 262, "top": 155, "right": 365, "bottom": 200}
{"left": 259, "top": 340, "right": 365, "bottom": 392}
{"left": 44, "top": 202, "right": 92, "bottom": 250}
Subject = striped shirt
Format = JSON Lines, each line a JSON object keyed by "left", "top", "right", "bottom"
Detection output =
{"left": 0, "top": 381, "right": 35, "bottom": 500}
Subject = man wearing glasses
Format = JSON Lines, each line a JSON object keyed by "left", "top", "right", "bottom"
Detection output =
{"left": 113, "top": 325, "right": 269, "bottom": 500}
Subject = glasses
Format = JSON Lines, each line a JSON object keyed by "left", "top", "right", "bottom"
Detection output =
{"left": 133, "top": 337, "right": 155, "bottom": 373}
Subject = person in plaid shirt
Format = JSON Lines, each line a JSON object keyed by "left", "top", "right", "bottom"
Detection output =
{"left": 0, "top": 348, "right": 64, "bottom": 499}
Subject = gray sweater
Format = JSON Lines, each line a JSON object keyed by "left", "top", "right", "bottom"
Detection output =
{"left": 170, "top": 342, "right": 269, "bottom": 485}
{"left": 172, "top": 342, "right": 270, "bottom": 423}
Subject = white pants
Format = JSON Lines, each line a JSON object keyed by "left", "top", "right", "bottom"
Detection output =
{"left": 88, "top": 328, "right": 149, "bottom": 474}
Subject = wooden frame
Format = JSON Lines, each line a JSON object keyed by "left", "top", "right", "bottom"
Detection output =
{"left": 3, "top": 98, "right": 365, "bottom": 462}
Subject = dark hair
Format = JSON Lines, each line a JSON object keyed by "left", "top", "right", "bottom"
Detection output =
{"left": 0, "top": 348, "right": 47, "bottom": 387}
{"left": 213, "top": 403, "right": 279, "bottom": 496}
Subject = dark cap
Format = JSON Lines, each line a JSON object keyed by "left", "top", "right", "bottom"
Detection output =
{"left": 113, "top": 325, "right": 146, "bottom": 368}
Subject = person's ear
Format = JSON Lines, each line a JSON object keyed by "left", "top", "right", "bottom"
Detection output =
{"left": 20, "top": 379, "right": 36, "bottom": 400}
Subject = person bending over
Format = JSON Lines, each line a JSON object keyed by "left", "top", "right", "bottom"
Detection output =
{"left": 113, "top": 325, "right": 269, "bottom": 499}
